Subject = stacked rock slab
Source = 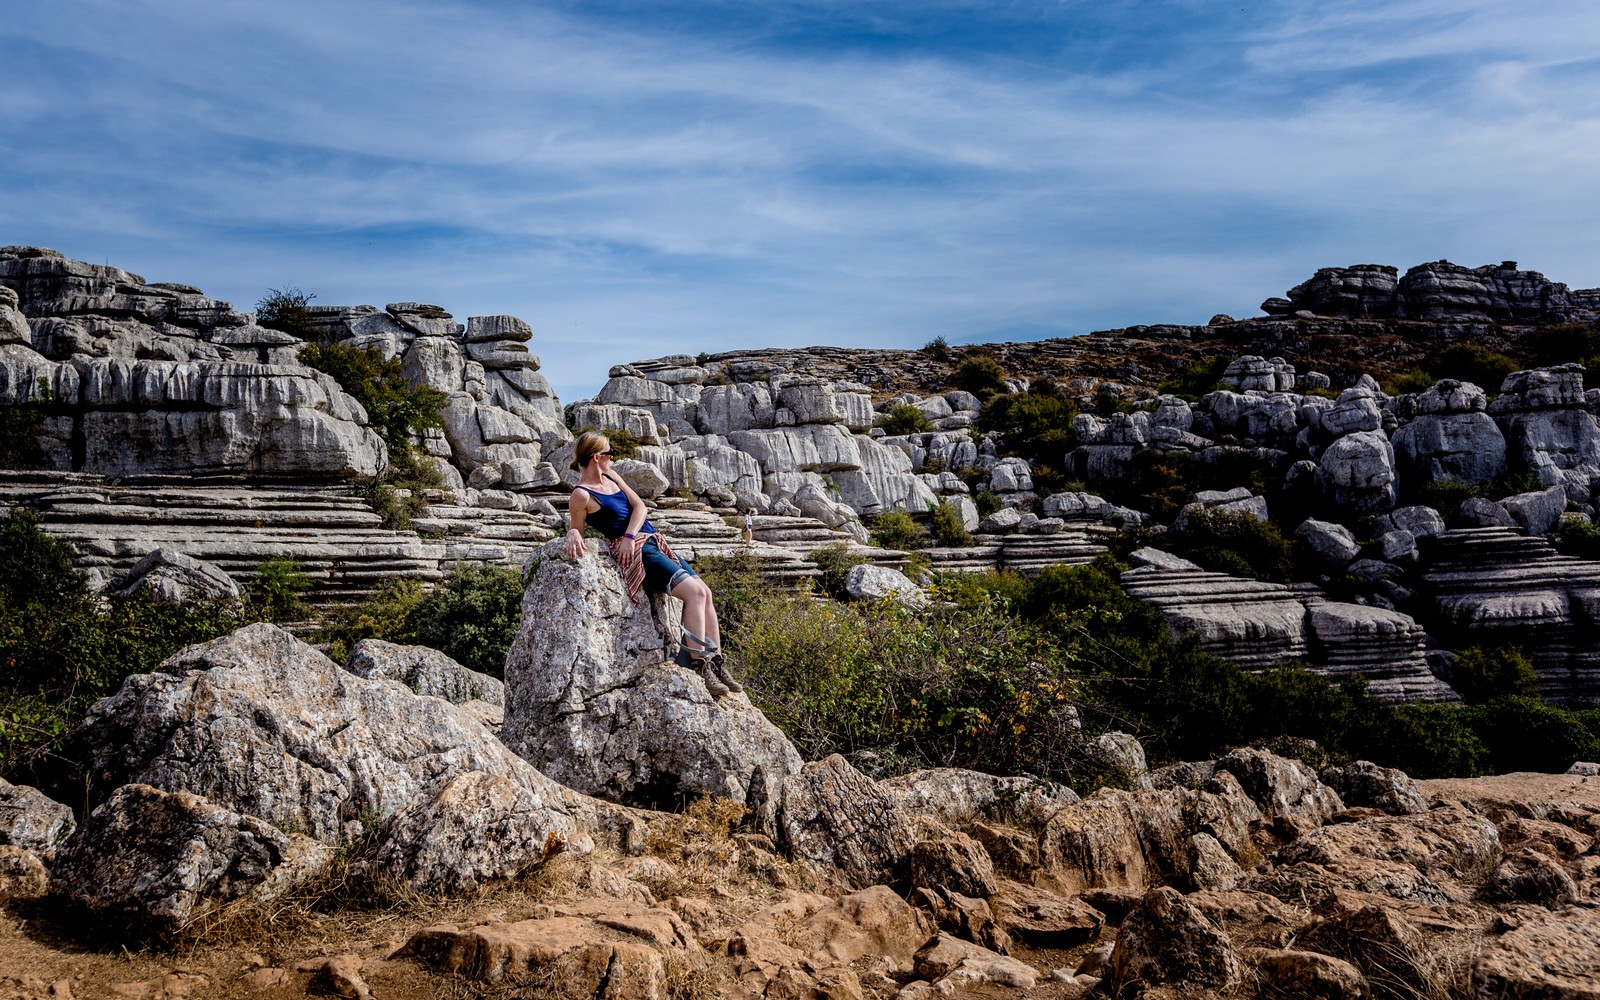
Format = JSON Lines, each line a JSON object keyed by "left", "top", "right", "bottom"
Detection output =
{"left": 0, "top": 472, "right": 561, "bottom": 605}
{"left": 0, "top": 246, "right": 571, "bottom": 495}
{"left": 1420, "top": 527, "right": 1600, "bottom": 703}
{"left": 1119, "top": 562, "right": 1454, "bottom": 701}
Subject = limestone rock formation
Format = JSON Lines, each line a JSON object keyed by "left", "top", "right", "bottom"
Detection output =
{"left": 110, "top": 546, "right": 242, "bottom": 603}
{"left": 0, "top": 779, "right": 76, "bottom": 853}
{"left": 52, "top": 783, "right": 334, "bottom": 939}
{"left": 879, "top": 768, "right": 1078, "bottom": 827}
{"left": 501, "top": 538, "right": 805, "bottom": 807}
{"left": 72, "top": 623, "right": 607, "bottom": 848}
{"left": 769, "top": 754, "right": 918, "bottom": 888}
{"left": 1108, "top": 886, "right": 1243, "bottom": 995}
{"left": 346, "top": 639, "right": 504, "bottom": 707}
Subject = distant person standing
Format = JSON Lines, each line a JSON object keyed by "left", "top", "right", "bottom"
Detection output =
{"left": 742, "top": 510, "right": 754, "bottom": 546}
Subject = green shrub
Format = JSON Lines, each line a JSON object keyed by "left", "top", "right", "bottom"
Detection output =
{"left": 695, "top": 549, "right": 774, "bottom": 632}
{"left": 256, "top": 286, "right": 320, "bottom": 338}
{"left": 249, "top": 559, "right": 313, "bottom": 621}
{"left": 0, "top": 379, "right": 58, "bottom": 470}
{"left": 1157, "top": 356, "right": 1231, "bottom": 400}
{"left": 1465, "top": 696, "right": 1600, "bottom": 774}
{"left": 1448, "top": 646, "right": 1539, "bottom": 704}
{"left": 922, "top": 336, "right": 951, "bottom": 362}
{"left": 867, "top": 511, "right": 924, "bottom": 551}
{"left": 1429, "top": 344, "right": 1519, "bottom": 394}
{"left": 809, "top": 543, "right": 867, "bottom": 599}
{"left": 978, "top": 391, "right": 1077, "bottom": 481}
{"left": 0, "top": 510, "right": 249, "bottom": 779}
{"left": 876, "top": 404, "right": 933, "bottom": 436}
{"left": 952, "top": 348, "right": 1009, "bottom": 399}
{"left": 928, "top": 501, "right": 974, "bottom": 547}
{"left": 1555, "top": 515, "right": 1600, "bottom": 560}
{"left": 1383, "top": 368, "right": 1436, "bottom": 395}
{"left": 297, "top": 340, "right": 448, "bottom": 476}
{"left": 406, "top": 564, "right": 526, "bottom": 678}
{"left": 1524, "top": 323, "right": 1598, "bottom": 367}
{"left": 733, "top": 589, "right": 1082, "bottom": 778}
{"left": 1177, "top": 508, "right": 1296, "bottom": 582}
{"left": 316, "top": 578, "right": 427, "bottom": 664}
{"left": 974, "top": 490, "right": 1001, "bottom": 518}
{"left": 358, "top": 478, "right": 429, "bottom": 533}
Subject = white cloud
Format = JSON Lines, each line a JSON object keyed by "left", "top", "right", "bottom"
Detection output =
{"left": 2, "top": 0, "right": 1598, "bottom": 400}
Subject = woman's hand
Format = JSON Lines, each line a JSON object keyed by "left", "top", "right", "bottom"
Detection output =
{"left": 565, "top": 529, "right": 586, "bottom": 561}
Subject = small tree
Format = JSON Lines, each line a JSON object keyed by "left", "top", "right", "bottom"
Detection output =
{"left": 928, "top": 501, "right": 974, "bottom": 547}
{"left": 876, "top": 404, "right": 932, "bottom": 436}
{"left": 256, "top": 287, "right": 319, "bottom": 339}
{"left": 953, "top": 348, "right": 1009, "bottom": 399}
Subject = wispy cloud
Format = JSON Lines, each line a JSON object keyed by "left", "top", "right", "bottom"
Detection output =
{"left": 2, "top": 0, "right": 1598, "bottom": 399}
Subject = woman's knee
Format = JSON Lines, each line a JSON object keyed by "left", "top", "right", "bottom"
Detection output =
{"left": 674, "top": 577, "right": 711, "bottom": 603}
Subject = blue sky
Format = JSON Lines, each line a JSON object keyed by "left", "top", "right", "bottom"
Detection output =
{"left": 3, "top": 1, "right": 1598, "bottom": 401}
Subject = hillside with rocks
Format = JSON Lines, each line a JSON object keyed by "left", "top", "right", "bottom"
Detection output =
{"left": 5, "top": 246, "right": 1600, "bottom": 996}
{"left": 2, "top": 550, "right": 1599, "bottom": 999}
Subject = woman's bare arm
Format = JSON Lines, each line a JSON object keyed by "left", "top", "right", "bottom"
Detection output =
{"left": 565, "top": 489, "right": 594, "bottom": 560}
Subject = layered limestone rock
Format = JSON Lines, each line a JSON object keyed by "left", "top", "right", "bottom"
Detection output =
{"left": 1119, "top": 560, "right": 1455, "bottom": 700}
{"left": 0, "top": 472, "right": 564, "bottom": 606}
{"left": 1420, "top": 526, "right": 1600, "bottom": 703}
{"left": 501, "top": 538, "right": 805, "bottom": 808}
{"left": 0, "top": 246, "right": 568, "bottom": 490}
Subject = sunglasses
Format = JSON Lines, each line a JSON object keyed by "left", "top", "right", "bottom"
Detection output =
{"left": 595, "top": 450, "right": 613, "bottom": 458}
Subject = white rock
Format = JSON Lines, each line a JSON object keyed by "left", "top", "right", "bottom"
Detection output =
{"left": 844, "top": 564, "right": 927, "bottom": 607}
{"left": 111, "top": 547, "right": 242, "bottom": 603}
{"left": 346, "top": 639, "right": 505, "bottom": 706}
{"left": 501, "top": 539, "right": 805, "bottom": 805}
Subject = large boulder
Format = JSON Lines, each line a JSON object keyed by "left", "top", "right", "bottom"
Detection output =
{"left": 1392, "top": 380, "right": 1507, "bottom": 485}
{"left": 110, "top": 547, "right": 242, "bottom": 603}
{"left": 1214, "top": 747, "right": 1344, "bottom": 827}
{"left": 52, "top": 783, "right": 333, "bottom": 939}
{"left": 767, "top": 754, "right": 918, "bottom": 888}
{"left": 0, "top": 778, "right": 76, "bottom": 852}
{"left": 1108, "top": 886, "right": 1243, "bottom": 995}
{"left": 880, "top": 769, "right": 1078, "bottom": 827}
{"left": 346, "top": 639, "right": 504, "bottom": 706}
{"left": 1316, "top": 430, "right": 1397, "bottom": 514}
{"left": 844, "top": 563, "right": 926, "bottom": 606}
{"left": 501, "top": 539, "right": 804, "bottom": 808}
{"left": 72, "top": 623, "right": 604, "bottom": 847}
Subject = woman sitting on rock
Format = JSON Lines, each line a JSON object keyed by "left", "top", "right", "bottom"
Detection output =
{"left": 564, "top": 430, "right": 742, "bottom": 697}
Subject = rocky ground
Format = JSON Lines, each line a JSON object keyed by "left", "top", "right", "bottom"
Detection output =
{"left": 4, "top": 764, "right": 1598, "bottom": 999}
{"left": 3, "top": 547, "right": 1600, "bottom": 999}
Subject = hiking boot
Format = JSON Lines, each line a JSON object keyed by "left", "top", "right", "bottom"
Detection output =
{"left": 710, "top": 655, "right": 743, "bottom": 694}
{"left": 700, "top": 659, "right": 731, "bottom": 698}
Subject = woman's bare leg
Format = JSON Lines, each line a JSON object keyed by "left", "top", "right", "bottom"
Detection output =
{"left": 671, "top": 577, "right": 716, "bottom": 655}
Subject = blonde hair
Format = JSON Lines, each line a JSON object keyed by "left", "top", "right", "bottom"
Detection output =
{"left": 571, "top": 430, "right": 611, "bottom": 471}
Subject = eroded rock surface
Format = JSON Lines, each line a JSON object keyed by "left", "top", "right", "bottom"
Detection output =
{"left": 501, "top": 539, "right": 804, "bottom": 808}
{"left": 73, "top": 623, "right": 607, "bottom": 850}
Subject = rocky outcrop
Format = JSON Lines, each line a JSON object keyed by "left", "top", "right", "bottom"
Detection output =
{"left": 345, "top": 639, "right": 504, "bottom": 706}
{"left": 52, "top": 783, "right": 334, "bottom": 938}
{"left": 501, "top": 539, "right": 805, "bottom": 808}
{"left": 1421, "top": 527, "right": 1600, "bottom": 703}
{"left": 72, "top": 623, "right": 609, "bottom": 849}
{"left": 110, "top": 546, "right": 242, "bottom": 603}
{"left": 0, "top": 779, "right": 75, "bottom": 853}
{"left": 1119, "top": 559, "right": 1456, "bottom": 700}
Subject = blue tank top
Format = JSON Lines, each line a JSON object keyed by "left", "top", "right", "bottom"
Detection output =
{"left": 577, "top": 484, "right": 656, "bottom": 539}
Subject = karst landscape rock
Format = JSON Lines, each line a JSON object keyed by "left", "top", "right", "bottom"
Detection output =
{"left": 4, "top": 247, "right": 1600, "bottom": 997}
